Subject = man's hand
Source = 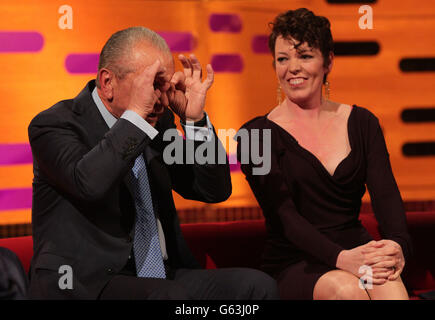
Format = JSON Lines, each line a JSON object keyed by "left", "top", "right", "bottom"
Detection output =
{"left": 167, "top": 54, "right": 214, "bottom": 122}
{"left": 127, "top": 59, "right": 165, "bottom": 120}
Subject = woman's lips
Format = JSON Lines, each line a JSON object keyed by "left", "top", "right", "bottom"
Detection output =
{"left": 288, "top": 77, "right": 307, "bottom": 87}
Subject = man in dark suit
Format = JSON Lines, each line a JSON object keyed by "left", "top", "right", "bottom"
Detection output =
{"left": 27, "top": 26, "right": 278, "bottom": 299}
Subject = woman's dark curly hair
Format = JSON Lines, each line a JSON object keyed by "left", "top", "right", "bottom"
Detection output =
{"left": 268, "top": 8, "right": 334, "bottom": 82}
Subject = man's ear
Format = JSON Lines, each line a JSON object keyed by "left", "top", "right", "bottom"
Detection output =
{"left": 98, "top": 68, "right": 114, "bottom": 101}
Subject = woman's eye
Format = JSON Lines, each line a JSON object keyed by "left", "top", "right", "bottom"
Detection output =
{"left": 277, "top": 57, "right": 287, "bottom": 63}
{"left": 301, "top": 55, "right": 313, "bottom": 59}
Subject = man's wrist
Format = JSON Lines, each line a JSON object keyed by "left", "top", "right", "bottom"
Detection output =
{"left": 121, "top": 110, "right": 159, "bottom": 139}
{"left": 126, "top": 106, "right": 150, "bottom": 120}
{"left": 182, "top": 112, "right": 207, "bottom": 127}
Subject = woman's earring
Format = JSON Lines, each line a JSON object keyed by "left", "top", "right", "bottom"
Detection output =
{"left": 324, "top": 80, "right": 330, "bottom": 100}
{"left": 277, "top": 84, "right": 282, "bottom": 105}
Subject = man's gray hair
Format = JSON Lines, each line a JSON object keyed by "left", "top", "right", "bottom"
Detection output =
{"left": 96, "top": 26, "right": 170, "bottom": 87}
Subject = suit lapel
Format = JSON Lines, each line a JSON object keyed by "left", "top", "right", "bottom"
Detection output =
{"left": 73, "top": 80, "right": 139, "bottom": 217}
{"left": 72, "top": 80, "right": 110, "bottom": 148}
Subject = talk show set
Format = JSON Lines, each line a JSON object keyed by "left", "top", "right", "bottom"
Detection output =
{"left": 1, "top": 0, "right": 435, "bottom": 313}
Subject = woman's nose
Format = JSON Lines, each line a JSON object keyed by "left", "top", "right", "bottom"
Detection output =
{"left": 288, "top": 59, "right": 301, "bottom": 74}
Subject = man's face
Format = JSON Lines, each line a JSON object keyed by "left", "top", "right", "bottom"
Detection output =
{"left": 111, "top": 41, "right": 175, "bottom": 125}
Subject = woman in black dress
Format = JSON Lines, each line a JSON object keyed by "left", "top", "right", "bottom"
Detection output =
{"left": 237, "top": 8, "right": 412, "bottom": 299}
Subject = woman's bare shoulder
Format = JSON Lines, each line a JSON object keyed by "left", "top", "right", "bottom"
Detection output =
{"left": 326, "top": 101, "right": 351, "bottom": 113}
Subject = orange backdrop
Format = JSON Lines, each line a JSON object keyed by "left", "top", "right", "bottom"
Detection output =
{"left": 0, "top": 0, "right": 434, "bottom": 225}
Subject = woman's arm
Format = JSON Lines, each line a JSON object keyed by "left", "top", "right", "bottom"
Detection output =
{"left": 365, "top": 112, "right": 413, "bottom": 277}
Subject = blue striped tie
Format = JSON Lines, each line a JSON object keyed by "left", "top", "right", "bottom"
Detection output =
{"left": 128, "top": 155, "right": 166, "bottom": 278}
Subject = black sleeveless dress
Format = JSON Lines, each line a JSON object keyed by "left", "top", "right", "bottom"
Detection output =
{"left": 237, "top": 105, "right": 412, "bottom": 299}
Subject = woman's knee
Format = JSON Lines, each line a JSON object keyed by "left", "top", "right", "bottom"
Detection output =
{"left": 313, "top": 270, "right": 369, "bottom": 300}
{"left": 365, "top": 276, "right": 409, "bottom": 300}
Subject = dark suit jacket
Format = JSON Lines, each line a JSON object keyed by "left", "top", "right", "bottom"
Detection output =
{"left": 27, "top": 80, "right": 231, "bottom": 299}
{"left": 0, "top": 247, "right": 29, "bottom": 299}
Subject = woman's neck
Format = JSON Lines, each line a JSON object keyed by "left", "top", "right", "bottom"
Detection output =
{"left": 282, "top": 96, "right": 332, "bottom": 120}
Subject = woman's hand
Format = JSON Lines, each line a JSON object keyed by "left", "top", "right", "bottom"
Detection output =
{"left": 167, "top": 54, "right": 214, "bottom": 122}
{"left": 362, "top": 240, "right": 405, "bottom": 281}
{"left": 336, "top": 241, "right": 395, "bottom": 285}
